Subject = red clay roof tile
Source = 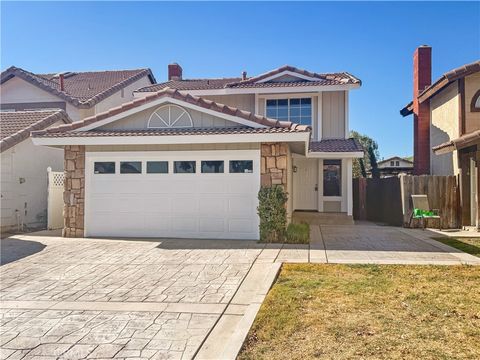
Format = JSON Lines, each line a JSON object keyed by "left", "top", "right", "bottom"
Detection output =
{"left": 1, "top": 66, "right": 156, "bottom": 108}
{"left": 136, "top": 65, "right": 360, "bottom": 92}
{"left": 1, "top": 110, "right": 71, "bottom": 152}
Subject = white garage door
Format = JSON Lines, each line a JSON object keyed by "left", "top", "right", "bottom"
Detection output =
{"left": 85, "top": 150, "right": 260, "bottom": 240}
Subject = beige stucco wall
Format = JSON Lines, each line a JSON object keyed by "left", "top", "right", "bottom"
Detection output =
{"left": 94, "top": 77, "right": 153, "bottom": 114}
{"left": 464, "top": 72, "right": 480, "bottom": 134}
{"left": 99, "top": 102, "right": 242, "bottom": 130}
{"left": 430, "top": 82, "right": 459, "bottom": 175}
{"left": 1, "top": 76, "right": 63, "bottom": 103}
{"left": 0, "top": 76, "right": 85, "bottom": 121}
{"left": 322, "top": 91, "right": 345, "bottom": 139}
{"left": 430, "top": 81, "right": 460, "bottom": 175}
{"left": 1, "top": 130, "right": 64, "bottom": 231}
{"left": 201, "top": 94, "right": 256, "bottom": 114}
{"left": 1, "top": 75, "right": 153, "bottom": 122}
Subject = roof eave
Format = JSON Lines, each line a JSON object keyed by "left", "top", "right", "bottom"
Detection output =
{"left": 0, "top": 110, "right": 72, "bottom": 153}
{"left": 400, "top": 101, "right": 414, "bottom": 117}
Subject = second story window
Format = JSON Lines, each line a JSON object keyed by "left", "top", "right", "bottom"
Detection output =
{"left": 266, "top": 98, "right": 312, "bottom": 125}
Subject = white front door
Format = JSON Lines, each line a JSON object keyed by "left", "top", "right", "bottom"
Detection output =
{"left": 293, "top": 158, "right": 318, "bottom": 210}
{"left": 85, "top": 150, "right": 260, "bottom": 240}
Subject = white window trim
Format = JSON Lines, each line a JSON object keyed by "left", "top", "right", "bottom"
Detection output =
{"left": 264, "top": 96, "right": 313, "bottom": 124}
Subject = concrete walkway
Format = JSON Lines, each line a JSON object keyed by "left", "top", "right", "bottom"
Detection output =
{"left": 0, "top": 225, "right": 478, "bottom": 360}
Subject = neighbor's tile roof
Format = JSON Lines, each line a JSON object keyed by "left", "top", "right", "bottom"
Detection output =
{"left": 32, "top": 88, "right": 311, "bottom": 137}
{"left": 33, "top": 126, "right": 309, "bottom": 138}
{"left": 1, "top": 66, "right": 156, "bottom": 108}
{"left": 0, "top": 110, "right": 71, "bottom": 152}
{"left": 401, "top": 60, "right": 480, "bottom": 116}
{"left": 309, "top": 138, "right": 363, "bottom": 153}
{"left": 137, "top": 65, "right": 361, "bottom": 92}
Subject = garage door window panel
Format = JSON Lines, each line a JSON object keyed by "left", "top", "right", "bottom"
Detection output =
{"left": 120, "top": 161, "right": 142, "bottom": 174}
{"left": 174, "top": 161, "right": 196, "bottom": 174}
{"left": 147, "top": 161, "right": 169, "bottom": 174}
{"left": 230, "top": 160, "right": 253, "bottom": 173}
{"left": 201, "top": 161, "right": 224, "bottom": 173}
{"left": 94, "top": 162, "right": 115, "bottom": 174}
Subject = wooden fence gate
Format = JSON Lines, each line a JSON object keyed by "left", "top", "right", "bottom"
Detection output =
{"left": 353, "top": 175, "right": 460, "bottom": 228}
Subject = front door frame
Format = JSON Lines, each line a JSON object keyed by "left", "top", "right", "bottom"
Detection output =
{"left": 292, "top": 156, "right": 318, "bottom": 211}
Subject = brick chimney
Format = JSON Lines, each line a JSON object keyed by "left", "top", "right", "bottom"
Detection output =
{"left": 59, "top": 73, "right": 65, "bottom": 91}
{"left": 412, "top": 45, "right": 432, "bottom": 175}
{"left": 168, "top": 63, "right": 182, "bottom": 81}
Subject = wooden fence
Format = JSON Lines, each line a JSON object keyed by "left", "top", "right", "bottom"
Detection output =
{"left": 353, "top": 175, "right": 460, "bottom": 228}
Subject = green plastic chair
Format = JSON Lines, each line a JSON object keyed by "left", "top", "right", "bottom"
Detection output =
{"left": 409, "top": 195, "right": 441, "bottom": 230}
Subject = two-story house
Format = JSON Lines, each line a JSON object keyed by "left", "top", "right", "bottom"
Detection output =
{"left": 400, "top": 46, "right": 480, "bottom": 229}
{"left": 374, "top": 156, "right": 414, "bottom": 177}
{"left": 32, "top": 64, "right": 363, "bottom": 240}
{"left": 0, "top": 66, "right": 156, "bottom": 232}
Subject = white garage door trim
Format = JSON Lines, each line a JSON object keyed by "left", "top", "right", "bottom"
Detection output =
{"left": 85, "top": 150, "right": 260, "bottom": 240}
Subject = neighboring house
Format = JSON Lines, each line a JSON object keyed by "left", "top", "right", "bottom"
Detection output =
{"left": 0, "top": 66, "right": 157, "bottom": 232}
{"left": 32, "top": 64, "right": 363, "bottom": 240}
{"left": 1, "top": 110, "right": 71, "bottom": 232}
{"left": 400, "top": 46, "right": 480, "bottom": 228}
{"left": 1, "top": 66, "right": 156, "bottom": 121}
{"left": 373, "top": 156, "right": 414, "bottom": 177}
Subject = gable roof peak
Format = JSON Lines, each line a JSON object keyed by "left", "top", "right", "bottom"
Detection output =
{"left": 32, "top": 88, "right": 311, "bottom": 137}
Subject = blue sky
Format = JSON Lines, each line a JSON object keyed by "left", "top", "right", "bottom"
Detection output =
{"left": 1, "top": 1, "right": 479, "bottom": 158}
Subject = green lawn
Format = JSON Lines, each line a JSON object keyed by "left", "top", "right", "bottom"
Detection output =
{"left": 433, "top": 237, "right": 480, "bottom": 257}
{"left": 238, "top": 264, "right": 480, "bottom": 360}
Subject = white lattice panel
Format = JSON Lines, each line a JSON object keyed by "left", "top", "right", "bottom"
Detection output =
{"left": 47, "top": 169, "right": 64, "bottom": 229}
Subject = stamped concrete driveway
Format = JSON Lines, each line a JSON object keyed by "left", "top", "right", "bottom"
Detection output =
{"left": 0, "top": 235, "right": 273, "bottom": 360}
{"left": 1, "top": 225, "right": 478, "bottom": 360}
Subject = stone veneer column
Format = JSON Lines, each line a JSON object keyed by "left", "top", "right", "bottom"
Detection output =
{"left": 63, "top": 145, "right": 85, "bottom": 238}
{"left": 260, "top": 143, "right": 288, "bottom": 189}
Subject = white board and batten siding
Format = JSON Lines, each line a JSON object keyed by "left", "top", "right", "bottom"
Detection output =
{"left": 85, "top": 150, "right": 260, "bottom": 240}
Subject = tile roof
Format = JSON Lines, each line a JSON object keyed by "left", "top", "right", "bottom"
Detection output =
{"left": 309, "top": 138, "right": 363, "bottom": 153}
{"left": 137, "top": 78, "right": 242, "bottom": 92}
{"left": 33, "top": 126, "right": 309, "bottom": 138}
{"left": 32, "top": 88, "right": 311, "bottom": 137}
{"left": 401, "top": 60, "right": 480, "bottom": 116}
{"left": 137, "top": 65, "right": 361, "bottom": 92}
{"left": 230, "top": 65, "right": 361, "bottom": 87}
{"left": 1, "top": 110, "right": 71, "bottom": 152}
{"left": 1, "top": 66, "right": 156, "bottom": 108}
{"left": 378, "top": 156, "right": 414, "bottom": 165}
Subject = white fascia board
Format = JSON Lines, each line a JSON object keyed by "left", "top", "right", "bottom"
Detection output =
{"left": 134, "top": 84, "right": 360, "bottom": 98}
{"left": 256, "top": 70, "right": 319, "bottom": 83}
{"left": 31, "top": 131, "right": 310, "bottom": 147}
{"left": 307, "top": 151, "right": 364, "bottom": 159}
{"left": 76, "top": 97, "right": 267, "bottom": 132}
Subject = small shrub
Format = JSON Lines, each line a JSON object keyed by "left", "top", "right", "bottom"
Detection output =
{"left": 257, "top": 186, "right": 288, "bottom": 242}
{"left": 286, "top": 223, "right": 310, "bottom": 244}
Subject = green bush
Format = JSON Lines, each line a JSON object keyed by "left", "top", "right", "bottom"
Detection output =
{"left": 257, "top": 186, "right": 288, "bottom": 242}
{"left": 285, "top": 223, "right": 310, "bottom": 244}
